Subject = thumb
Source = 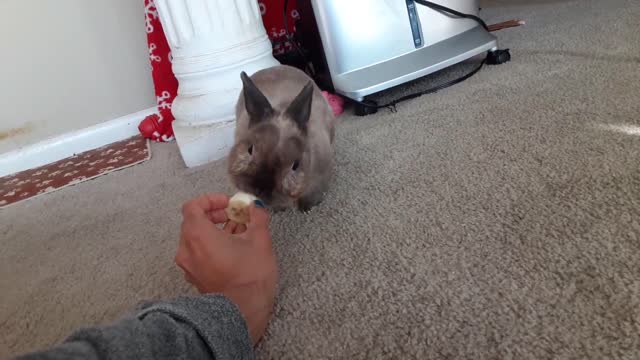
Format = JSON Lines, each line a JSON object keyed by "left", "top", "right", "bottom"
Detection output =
{"left": 247, "top": 202, "right": 270, "bottom": 232}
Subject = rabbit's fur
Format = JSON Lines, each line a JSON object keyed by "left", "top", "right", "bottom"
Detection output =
{"left": 227, "top": 65, "right": 336, "bottom": 211}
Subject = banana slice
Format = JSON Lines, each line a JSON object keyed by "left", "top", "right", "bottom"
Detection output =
{"left": 225, "top": 192, "right": 258, "bottom": 224}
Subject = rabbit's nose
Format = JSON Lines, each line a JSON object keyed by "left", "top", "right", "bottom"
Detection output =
{"left": 253, "top": 183, "right": 274, "bottom": 202}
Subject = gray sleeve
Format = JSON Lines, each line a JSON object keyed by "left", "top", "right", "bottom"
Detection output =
{"left": 13, "top": 294, "right": 255, "bottom": 360}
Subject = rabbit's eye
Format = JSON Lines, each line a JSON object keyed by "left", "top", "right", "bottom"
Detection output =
{"left": 248, "top": 145, "right": 253, "bottom": 155}
{"left": 291, "top": 160, "right": 300, "bottom": 171}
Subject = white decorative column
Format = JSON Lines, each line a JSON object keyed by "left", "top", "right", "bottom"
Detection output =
{"left": 154, "top": 0, "right": 279, "bottom": 167}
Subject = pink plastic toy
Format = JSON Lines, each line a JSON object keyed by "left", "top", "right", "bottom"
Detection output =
{"left": 322, "top": 91, "right": 345, "bottom": 117}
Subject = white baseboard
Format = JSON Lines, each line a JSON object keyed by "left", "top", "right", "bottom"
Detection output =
{"left": 0, "top": 107, "right": 157, "bottom": 178}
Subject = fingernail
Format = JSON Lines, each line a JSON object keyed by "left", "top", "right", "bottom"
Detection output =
{"left": 254, "top": 200, "right": 265, "bottom": 208}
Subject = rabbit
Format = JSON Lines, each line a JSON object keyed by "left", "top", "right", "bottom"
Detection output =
{"left": 227, "top": 65, "right": 336, "bottom": 211}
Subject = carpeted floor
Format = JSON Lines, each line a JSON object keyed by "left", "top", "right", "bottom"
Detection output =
{"left": 2, "top": 0, "right": 640, "bottom": 358}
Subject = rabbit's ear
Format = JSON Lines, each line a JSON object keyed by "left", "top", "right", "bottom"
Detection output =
{"left": 285, "top": 81, "right": 314, "bottom": 132}
{"left": 241, "top": 71, "right": 274, "bottom": 125}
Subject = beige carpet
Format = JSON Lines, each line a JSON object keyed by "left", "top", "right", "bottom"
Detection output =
{"left": 3, "top": 0, "right": 640, "bottom": 358}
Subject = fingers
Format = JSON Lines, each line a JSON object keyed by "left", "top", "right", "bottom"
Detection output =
{"left": 246, "top": 204, "right": 271, "bottom": 232}
{"left": 182, "top": 194, "right": 230, "bottom": 218}
{"left": 223, "top": 220, "right": 238, "bottom": 234}
{"left": 235, "top": 224, "right": 247, "bottom": 234}
{"left": 207, "top": 209, "right": 229, "bottom": 224}
{"left": 180, "top": 212, "right": 226, "bottom": 252}
{"left": 223, "top": 221, "right": 248, "bottom": 234}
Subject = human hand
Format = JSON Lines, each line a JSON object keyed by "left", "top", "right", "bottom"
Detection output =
{"left": 175, "top": 193, "right": 277, "bottom": 345}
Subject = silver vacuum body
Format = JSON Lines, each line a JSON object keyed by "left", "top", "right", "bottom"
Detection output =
{"left": 306, "top": 0, "right": 498, "bottom": 101}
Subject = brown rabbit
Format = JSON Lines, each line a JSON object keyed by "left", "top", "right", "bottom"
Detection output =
{"left": 227, "top": 65, "right": 336, "bottom": 211}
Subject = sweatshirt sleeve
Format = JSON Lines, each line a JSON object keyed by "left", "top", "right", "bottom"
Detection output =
{"left": 13, "top": 294, "right": 255, "bottom": 360}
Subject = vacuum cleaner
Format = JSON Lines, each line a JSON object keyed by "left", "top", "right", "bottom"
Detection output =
{"left": 283, "top": 0, "right": 511, "bottom": 115}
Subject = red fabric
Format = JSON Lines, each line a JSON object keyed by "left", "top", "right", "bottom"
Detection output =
{"left": 139, "top": 1, "right": 317, "bottom": 142}
{"left": 139, "top": 0, "right": 178, "bottom": 142}
{"left": 259, "top": 0, "right": 300, "bottom": 56}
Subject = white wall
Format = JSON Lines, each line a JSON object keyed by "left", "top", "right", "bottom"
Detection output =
{"left": 0, "top": 0, "right": 156, "bottom": 154}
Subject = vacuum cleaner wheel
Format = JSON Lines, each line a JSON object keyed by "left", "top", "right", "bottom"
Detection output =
{"left": 487, "top": 49, "right": 512, "bottom": 65}
{"left": 353, "top": 99, "right": 379, "bottom": 116}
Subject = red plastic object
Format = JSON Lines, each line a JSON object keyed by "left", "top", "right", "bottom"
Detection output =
{"left": 322, "top": 91, "right": 345, "bottom": 117}
{"left": 138, "top": 113, "right": 161, "bottom": 140}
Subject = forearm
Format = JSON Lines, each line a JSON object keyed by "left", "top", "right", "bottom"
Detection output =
{"left": 14, "top": 294, "right": 254, "bottom": 360}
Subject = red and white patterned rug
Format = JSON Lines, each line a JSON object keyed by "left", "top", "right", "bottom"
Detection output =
{"left": 0, "top": 136, "right": 150, "bottom": 208}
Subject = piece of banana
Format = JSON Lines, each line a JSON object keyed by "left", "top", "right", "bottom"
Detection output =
{"left": 225, "top": 192, "right": 258, "bottom": 224}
